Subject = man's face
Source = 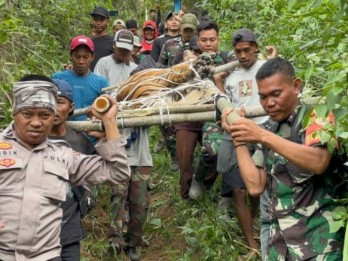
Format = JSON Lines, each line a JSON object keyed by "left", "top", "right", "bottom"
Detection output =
{"left": 150, "top": 11, "right": 157, "bottom": 21}
{"left": 131, "top": 46, "right": 141, "bottom": 57}
{"left": 53, "top": 97, "right": 74, "bottom": 127}
{"left": 234, "top": 42, "right": 258, "bottom": 69}
{"left": 91, "top": 15, "right": 109, "bottom": 34}
{"left": 181, "top": 27, "right": 195, "bottom": 43}
{"left": 14, "top": 108, "right": 55, "bottom": 149}
{"left": 166, "top": 16, "right": 180, "bottom": 32}
{"left": 114, "top": 46, "right": 131, "bottom": 62}
{"left": 197, "top": 29, "right": 219, "bottom": 53}
{"left": 144, "top": 28, "right": 155, "bottom": 40}
{"left": 258, "top": 73, "right": 301, "bottom": 122}
{"left": 112, "top": 25, "right": 125, "bottom": 35}
{"left": 128, "top": 27, "right": 138, "bottom": 35}
{"left": 70, "top": 46, "right": 94, "bottom": 76}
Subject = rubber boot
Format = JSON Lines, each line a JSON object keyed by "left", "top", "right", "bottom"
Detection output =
{"left": 189, "top": 160, "right": 209, "bottom": 200}
{"left": 217, "top": 197, "right": 233, "bottom": 221}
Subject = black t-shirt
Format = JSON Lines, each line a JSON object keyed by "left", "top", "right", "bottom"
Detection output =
{"left": 150, "top": 34, "right": 180, "bottom": 62}
{"left": 90, "top": 34, "right": 114, "bottom": 71}
{"left": 49, "top": 127, "right": 96, "bottom": 246}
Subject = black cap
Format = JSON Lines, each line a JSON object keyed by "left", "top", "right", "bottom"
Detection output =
{"left": 189, "top": 36, "right": 199, "bottom": 50}
{"left": 166, "top": 11, "right": 175, "bottom": 21}
{"left": 90, "top": 6, "right": 109, "bottom": 18}
{"left": 232, "top": 28, "right": 257, "bottom": 46}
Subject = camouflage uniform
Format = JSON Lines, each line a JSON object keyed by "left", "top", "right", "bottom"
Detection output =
{"left": 263, "top": 106, "right": 344, "bottom": 260}
{"left": 194, "top": 122, "right": 224, "bottom": 185}
{"left": 191, "top": 54, "right": 226, "bottom": 187}
{"left": 158, "top": 37, "right": 190, "bottom": 67}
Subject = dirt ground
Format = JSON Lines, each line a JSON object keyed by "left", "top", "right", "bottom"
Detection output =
{"left": 81, "top": 191, "right": 187, "bottom": 261}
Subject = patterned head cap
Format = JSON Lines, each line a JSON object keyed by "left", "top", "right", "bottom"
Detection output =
{"left": 13, "top": 80, "right": 58, "bottom": 115}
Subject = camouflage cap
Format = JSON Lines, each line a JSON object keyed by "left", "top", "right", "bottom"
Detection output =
{"left": 13, "top": 80, "right": 58, "bottom": 115}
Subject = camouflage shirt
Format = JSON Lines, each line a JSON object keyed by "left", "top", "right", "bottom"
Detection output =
{"left": 158, "top": 37, "right": 228, "bottom": 67}
{"left": 158, "top": 37, "right": 190, "bottom": 67}
{"left": 264, "top": 106, "right": 344, "bottom": 260}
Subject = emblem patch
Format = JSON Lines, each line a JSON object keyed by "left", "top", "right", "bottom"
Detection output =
{"left": 0, "top": 142, "right": 12, "bottom": 150}
{"left": 0, "top": 158, "right": 15, "bottom": 167}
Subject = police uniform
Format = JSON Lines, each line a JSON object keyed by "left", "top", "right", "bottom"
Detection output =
{"left": 0, "top": 123, "right": 130, "bottom": 261}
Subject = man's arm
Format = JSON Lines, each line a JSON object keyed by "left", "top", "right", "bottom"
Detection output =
{"left": 213, "top": 71, "right": 229, "bottom": 93}
{"left": 150, "top": 39, "right": 161, "bottom": 62}
{"left": 221, "top": 109, "right": 267, "bottom": 196}
{"left": 228, "top": 116, "right": 332, "bottom": 175}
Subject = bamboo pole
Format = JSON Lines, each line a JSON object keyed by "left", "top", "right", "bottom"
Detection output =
{"left": 66, "top": 105, "right": 267, "bottom": 131}
{"left": 73, "top": 104, "right": 216, "bottom": 118}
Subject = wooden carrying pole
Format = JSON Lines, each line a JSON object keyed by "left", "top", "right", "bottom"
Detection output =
{"left": 66, "top": 102, "right": 267, "bottom": 131}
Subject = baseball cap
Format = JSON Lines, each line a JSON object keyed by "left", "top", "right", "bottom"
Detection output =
{"left": 53, "top": 79, "right": 73, "bottom": 102}
{"left": 90, "top": 6, "right": 109, "bottom": 18}
{"left": 70, "top": 35, "right": 94, "bottom": 52}
{"left": 144, "top": 24, "right": 155, "bottom": 30}
{"left": 113, "top": 19, "right": 126, "bottom": 28}
{"left": 133, "top": 36, "right": 142, "bottom": 48}
{"left": 181, "top": 13, "right": 198, "bottom": 30}
{"left": 114, "top": 29, "right": 134, "bottom": 51}
{"left": 232, "top": 28, "right": 257, "bottom": 46}
{"left": 166, "top": 11, "right": 179, "bottom": 21}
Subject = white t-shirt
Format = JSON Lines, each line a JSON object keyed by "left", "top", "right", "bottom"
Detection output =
{"left": 224, "top": 59, "right": 268, "bottom": 124}
{"left": 94, "top": 54, "right": 138, "bottom": 85}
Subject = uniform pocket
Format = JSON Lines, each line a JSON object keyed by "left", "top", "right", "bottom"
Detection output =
{"left": 42, "top": 160, "right": 69, "bottom": 202}
{"left": 0, "top": 157, "right": 24, "bottom": 192}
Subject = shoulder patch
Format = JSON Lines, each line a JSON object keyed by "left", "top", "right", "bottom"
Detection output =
{"left": 0, "top": 158, "right": 15, "bottom": 167}
{"left": 0, "top": 142, "right": 12, "bottom": 150}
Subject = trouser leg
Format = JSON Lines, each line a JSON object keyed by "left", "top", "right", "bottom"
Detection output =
{"left": 175, "top": 129, "right": 199, "bottom": 199}
{"left": 125, "top": 166, "right": 152, "bottom": 247}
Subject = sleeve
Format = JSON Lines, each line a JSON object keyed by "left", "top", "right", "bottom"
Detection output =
{"left": 150, "top": 39, "right": 160, "bottom": 62}
{"left": 68, "top": 136, "right": 131, "bottom": 187}
{"left": 156, "top": 8, "right": 161, "bottom": 27}
{"left": 94, "top": 59, "right": 105, "bottom": 78}
{"left": 158, "top": 42, "right": 169, "bottom": 66}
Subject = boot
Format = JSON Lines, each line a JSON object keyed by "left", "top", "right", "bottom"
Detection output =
{"left": 217, "top": 197, "right": 233, "bottom": 221}
{"left": 189, "top": 160, "right": 209, "bottom": 200}
{"left": 189, "top": 177, "right": 206, "bottom": 200}
{"left": 126, "top": 246, "right": 140, "bottom": 261}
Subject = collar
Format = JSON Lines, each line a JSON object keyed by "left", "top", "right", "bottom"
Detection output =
{"left": 281, "top": 104, "right": 302, "bottom": 127}
{"left": 112, "top": 54, "right": 130, "bottom": 66}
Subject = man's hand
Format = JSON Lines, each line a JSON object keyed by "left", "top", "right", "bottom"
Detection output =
{"left": 221, "top": 108, "right": 265, "bottom": 144}
{"left": 89, "top": 95, "right": 120, "bottom": 141}
{"left": 91, "top": 95, "right": 119, "bottom": 121}
{"left": 230, "top": 118, "right": 265, "bottom": 144}
{"left": 265, "top": 45, "right": 278, "bottom": 59}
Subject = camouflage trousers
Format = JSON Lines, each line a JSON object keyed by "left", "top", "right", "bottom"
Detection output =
{"left": 267, "top": 218, "right": 344, "bottom": 260}
{"left": 194, "top": 121, "right": 224, "bottom": 184}
{"left": 159, "top": 125, "right": 176, "bottom": 160}
{"left": 108, "top": 166, "right": 151, "bottom": 247}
